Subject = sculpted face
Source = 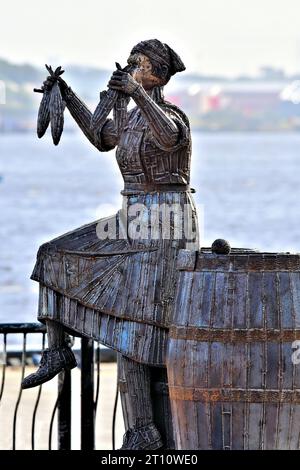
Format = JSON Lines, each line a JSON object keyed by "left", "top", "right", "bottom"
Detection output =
{"left": 126, "top": 53, "right": 163, "bottom": 90}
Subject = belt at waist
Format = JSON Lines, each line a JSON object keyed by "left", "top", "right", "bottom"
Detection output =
{"left": 121, "top": 182, "right": 196, "bottom": 195}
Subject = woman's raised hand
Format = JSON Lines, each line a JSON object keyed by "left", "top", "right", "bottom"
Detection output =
{"left": 108, "top": 69, "right": 140, "bottom": 96}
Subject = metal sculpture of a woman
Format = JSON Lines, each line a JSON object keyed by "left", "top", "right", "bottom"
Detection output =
{"left": 22, "top": 39, "right": 199, "bottom": 450}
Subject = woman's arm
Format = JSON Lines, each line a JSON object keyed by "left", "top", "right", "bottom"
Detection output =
{"left": 40, "top": 68, "right": 129, "bottom": 151}
{"left": 131, "top": 85, "right": 179, "bottom": 149}
{"left": 108, "top": 71, "right": 180, "bottom": 150}
{"left": 63, "top": 86, "right": 124, "bottom": 152}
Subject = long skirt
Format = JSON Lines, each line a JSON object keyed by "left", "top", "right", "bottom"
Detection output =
{"left": 32, "top": 190, "right": 199, "bottom": 366}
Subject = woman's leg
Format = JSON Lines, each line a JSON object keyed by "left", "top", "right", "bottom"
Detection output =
{"left": 119, "top": 354, "right": 153, "bottom": 428}
{"left": 21, "top": 319, "right": 76, "bottom": 389}
{"left": 118, "top": 354, "right": 163, "bottom": 449}
{"left": 46, "top": 319, "right": 65, "bottom": 348}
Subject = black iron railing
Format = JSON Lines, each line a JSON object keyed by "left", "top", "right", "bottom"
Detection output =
{"left": 0, "top": 323, "right": 118, "bottom": 450}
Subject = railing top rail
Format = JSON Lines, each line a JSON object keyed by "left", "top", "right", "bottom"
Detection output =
{"left": 0, "top": 323, "right": 46, "bottom": 334}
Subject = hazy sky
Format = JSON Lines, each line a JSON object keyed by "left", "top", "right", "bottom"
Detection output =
{"left": 2, "top": 0, "right": 300, "bottom": 76}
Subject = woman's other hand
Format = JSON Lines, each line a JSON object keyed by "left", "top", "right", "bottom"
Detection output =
{"left": 41, "top": 65, "right": 68, "bottom": 96}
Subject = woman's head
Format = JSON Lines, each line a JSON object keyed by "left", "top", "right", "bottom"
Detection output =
{"left": 126, "top": 53, "right": 162, "bottom": 90}
{"left": 127, "top": 39, "right": 185, "bottom": 89}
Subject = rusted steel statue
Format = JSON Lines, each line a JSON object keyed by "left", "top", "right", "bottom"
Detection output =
{"left": 22, "top": 39, "right": 199, "bottom": 450}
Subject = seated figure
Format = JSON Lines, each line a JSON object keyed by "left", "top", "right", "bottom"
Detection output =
{"left": 22, "top": 39, "right": 199, "bottom": 450}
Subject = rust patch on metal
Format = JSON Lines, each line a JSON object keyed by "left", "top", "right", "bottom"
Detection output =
{"left": 118, "top": 379, "right": 128, "bottom": 393}
{"left": 169, "top": 386, "right": 300, "bottom": 403}
{"left": 169, "top": 326, "right": 300, "bottom": 343}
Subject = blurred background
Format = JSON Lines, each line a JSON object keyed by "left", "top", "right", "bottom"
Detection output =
{"left": 1, "top": 0, "right": 300, "bottom": 450}
{"left": 2, "top": 0, "right": 300, "bottom": 324}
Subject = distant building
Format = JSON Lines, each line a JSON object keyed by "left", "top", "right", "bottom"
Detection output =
{"left": 166, "top": 80, "right": 300, "bottom": 131}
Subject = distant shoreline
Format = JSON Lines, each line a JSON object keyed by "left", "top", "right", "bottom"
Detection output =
{"left": 1, "top": 128, "right": 300, "bottom": 135}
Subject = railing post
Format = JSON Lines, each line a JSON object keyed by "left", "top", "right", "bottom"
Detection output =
{"left": 81, "top": 338, "right": 95, "bottom": 450}
{"left": 57, "top": 370, "right": 72, "bottom": 450}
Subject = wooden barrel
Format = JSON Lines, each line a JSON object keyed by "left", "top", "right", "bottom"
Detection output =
{"left": 167, "top": 248, "right": 300, "bottom": 450}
